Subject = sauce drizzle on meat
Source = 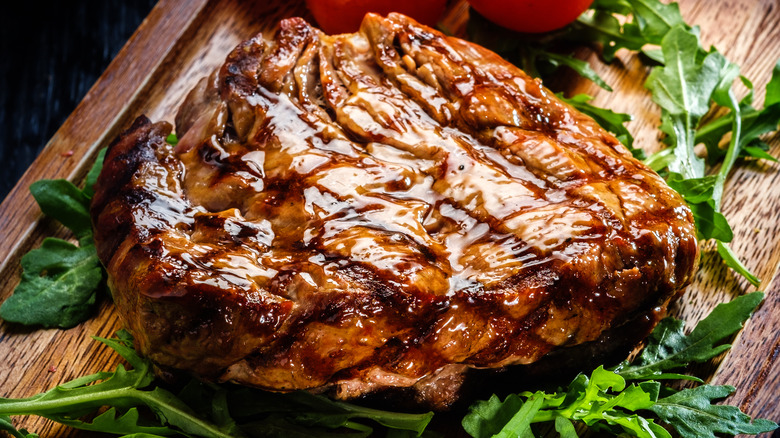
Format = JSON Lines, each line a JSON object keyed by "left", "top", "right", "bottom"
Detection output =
{"left": 91, "top": 13, "right": 698, "bottom": 409}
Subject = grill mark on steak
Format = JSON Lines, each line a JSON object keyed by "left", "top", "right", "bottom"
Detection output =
{"left": 91, "top": 13, "right": 699, "bottom": 409}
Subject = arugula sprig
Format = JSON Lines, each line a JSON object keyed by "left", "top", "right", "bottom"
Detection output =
{"left": 463, "top": 292, "right": 778, "bottom": 438}
{"left": 643, "top": 28, "right": 780, "bottom": 286}
{"left": 612, "top": 292, "right": 763, "bottom": 381}
{"left": 644, "top": 27, "right": 738, "bottom": 244}
{"left": 0, "top": 331, "right": 228, "bottom": 438}
{"left": 0, "top": 149, "right": 106, "bottom": 328}
{"left": 0, "top": 330, "right": 434, "bottom": 438}
{"left": 603, "top": 6, "right": 780, "bottom": 287}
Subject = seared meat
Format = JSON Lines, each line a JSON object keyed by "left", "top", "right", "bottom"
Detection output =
{"left": 91, "top": 13, "right": 698, "bottom": 409}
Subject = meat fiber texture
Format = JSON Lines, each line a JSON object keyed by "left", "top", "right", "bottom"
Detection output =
{"left": 91, "top": 13, "right": 698, "bottom": 409}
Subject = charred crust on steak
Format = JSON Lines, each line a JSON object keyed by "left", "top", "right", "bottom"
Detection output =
{"left": 91, "top": 13, "right": 699, "bottom": 410}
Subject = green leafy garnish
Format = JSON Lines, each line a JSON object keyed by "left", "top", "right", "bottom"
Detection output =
{"left": 464, "top": 370, "right": 667, "bottom": 438}
{"left": 612, "top": 292, "right": 763, "bottom": 380}
{"left": 29, "top": 179, "right": 94, "bottom": 243}
{"left": 0, "top": 149, "right": 106, "bottom": 328}
{"left": 650, "top": 385, "right": 778, "bottom": 438}
{"left": 166, "top": 133, "right": 179, "bottom": 146}
{"left": 695, "top": 62, "right": 780, "bottom": 165}
{"left": 0, "top": 239, "right": 102, "bottom": 328}
{"left": 463, "top": 292, "right": 777, "bottom": 438}
{"left": 467, "top": 0, "right": 689, "bottom": 90}
{"left": 644, "top": 26, "right": 720, "bottom": 179}
{"left": 641, "top": 25, "right": 775, "bottom": 285}
{"left": 716, "top": 241, "right": 761, "bottom": 286}
{"left": 83, "top": 148, "right": 107, "bottom": 198}
{"left": 0, "top": 332, "right": 239, "bottom": 438}
{"left": 462, "top": 393, "right": 527, "bottom": 438}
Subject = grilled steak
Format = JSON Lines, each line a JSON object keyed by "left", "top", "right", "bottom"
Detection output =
{"left": 91, "top": 13, "right": 698, "bottom": 409}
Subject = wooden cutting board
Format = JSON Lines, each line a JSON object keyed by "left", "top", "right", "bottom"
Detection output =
{"left": 1, "top": 0, "right": 779, "bottom": 436}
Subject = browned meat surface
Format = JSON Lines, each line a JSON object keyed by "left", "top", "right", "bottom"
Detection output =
{"left": 91, "top": 13, "right": 698, "bottom": 409}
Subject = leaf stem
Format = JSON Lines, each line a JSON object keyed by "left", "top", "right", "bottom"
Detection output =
{"left": 0, "top": 387, "right": 235, "bottom": 438}
{"left": 712, "top": 89, "right": 743, "bottom": 208}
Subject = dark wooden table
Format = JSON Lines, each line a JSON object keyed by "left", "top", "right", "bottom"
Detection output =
{"left": 0, "top": 0, "right": 157, "bottom": 201}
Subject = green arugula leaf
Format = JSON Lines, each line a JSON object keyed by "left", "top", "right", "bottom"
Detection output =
{"left": 766, "top": 58, "right": 780, "bottom": 106}
{"left": 696, "top": 102, "right": 780, "bottom": 165}
{"left": 650, "top": 385, "right": 778, "bottom": 438}
{"left": 95, "top": 331, "right": 160, "bottom": 384}
{"left": 462, "top": 394, "right": 525, "bottom": 438}
{"left": 144, "top": 387, "right": 241, "bottom": 438}
{"left": 686, "top": 198, "right": 733, "bottom": 242}
{"left": 590, "top": 0, "right": 633, "bottom": 15}
{"left": 739, "top": 75, "right": 756, "bottom": 105}
{"left": 664, "top": 173, "right": 716, "bottom": 203}
{"left": 29, "top": 180, "right": 93, "bottom": 243}
{"left": 553, "top": 416, "right": 578, "bottom": 438}
{"left": 0, "top": 333, "right": 240, "bottom": 438}
{"left": 465, "top": 368, "right": 669, "bottom": 438}
{"left": 628, "top": 0, "right": 686, "bottom": 42}
{"left": 743, "top": 143, "right": 778, "bottom": 161}
{"left": 0, "top": 148, "right": 108, "bottom": 328}
{"left": 717, "top": 241, "right": 761, "bottom": 287}
{"left": 613, "top": 292, "right": 764, "bottom": 380}
{"left": 644, "top": 25, "right": 721, "bottom": 179}
{"left": 83, "top": 148, "right": 107, "bottom": 198}
{"left": 53, "top": 408, "right": 177, "bottom": 436}
{"left": 0, "top": 238, "right": 102, "bottom": 328}
{"left": 572, "top": 8, "right": 644, "bottom": 62}
{"left": 166, "top": 133, "right": 179, "bottom": 146}
{"left": 552, "top": 368, "right": 665, "bottom": 438}
{"left": 641, "top": 47, "right": 664, "bottom": 64}
{"left": 210, "top": 388, "right": 239, "bottom": 434}
{"left": 493, "top": 392, "right": 543, "bottom": 438}
{"left": 644, "top": 148, "right": 675, "bottom": 172}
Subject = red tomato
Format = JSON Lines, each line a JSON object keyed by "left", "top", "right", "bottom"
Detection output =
{"left": 468, "top": 0, "right": 594, "bottom": 33}
{"left": 305, "top": 0, "right": 447, "bottom": 35}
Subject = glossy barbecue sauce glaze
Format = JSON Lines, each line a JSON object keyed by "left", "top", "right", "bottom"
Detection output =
{"left": 92, "top": 13, "right": 698, "bottom": 408}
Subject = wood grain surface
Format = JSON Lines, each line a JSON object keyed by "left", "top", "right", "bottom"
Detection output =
{"left": 0, "top": 0, "right": 158, "bottom": 201}
{"left": 1, "top": 0, "right": 779, "bottom": 436}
